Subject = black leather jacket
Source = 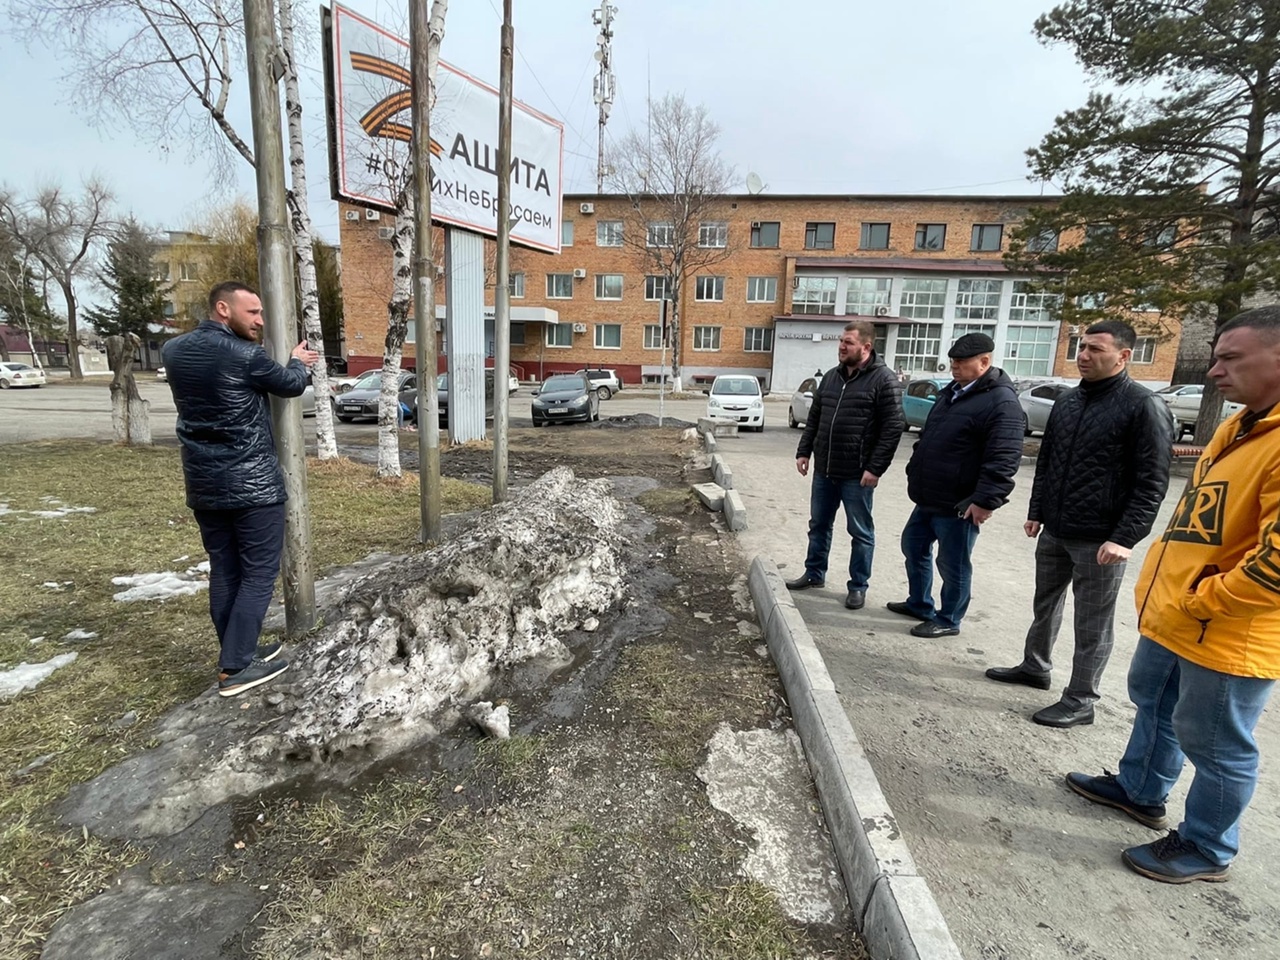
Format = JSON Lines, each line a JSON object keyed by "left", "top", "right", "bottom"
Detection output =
{"left": 1028, "top": 371, "right": 1174, "bottom": 548}
{"left": 162, "top": 320, "right": 309, "bottom": 511}
{"left": 796, "top": 351, "right": 905, "bottom": 479}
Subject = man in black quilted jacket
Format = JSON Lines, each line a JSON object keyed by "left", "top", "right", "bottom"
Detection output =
{"left": 163, "top": 281, "right": 317, "bottom": 698}
{"left": 986, "top": 320, "right": 1173, "bottom": 727}
{"left": 788, "top": 320, "right": 905, "bottom": 610}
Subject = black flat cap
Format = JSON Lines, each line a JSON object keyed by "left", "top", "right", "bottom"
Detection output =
{"left": 948, "top": 332, "right": 996, "bottom": 359}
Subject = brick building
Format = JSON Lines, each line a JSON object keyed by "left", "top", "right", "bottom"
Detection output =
{"left": 337, "top": 193, "right": 1183, "bottom": 389}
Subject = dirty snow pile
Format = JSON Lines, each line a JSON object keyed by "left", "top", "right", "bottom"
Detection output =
{"left": 0, "top": 653, "right": 78, "bottom": 701}
{"left": 0, "top": 497, "right": 98, "bottom": 520}
{"left": 112, "top": 561, "right": 210, "bottom": 602}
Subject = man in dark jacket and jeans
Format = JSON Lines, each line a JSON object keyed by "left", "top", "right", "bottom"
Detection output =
{"left": 789, "top": 320, "right": 905, "bottom": 610}
{"left": 889, "top": 333, "right": 1024, "bottom": 638}
{"left": 986, "top": 320, "right": 1173, "bottom": 727}
{"left": 163, "top": 281, "right": 317, "bottom": 698}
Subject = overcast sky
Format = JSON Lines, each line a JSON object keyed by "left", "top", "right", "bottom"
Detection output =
{"left": 0, "top": 0, "right": 1090, "bottom": 249}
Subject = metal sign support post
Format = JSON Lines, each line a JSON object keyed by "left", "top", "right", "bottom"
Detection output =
{"left": 658, "top": 298, "right": 669, "bottom": 427}
{"left": 444, "top": 227, "right": 488, "bottom": 443}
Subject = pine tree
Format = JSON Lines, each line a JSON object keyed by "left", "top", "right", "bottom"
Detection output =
{"left": 86, "top": 218, "right": 170, "bottom": 339}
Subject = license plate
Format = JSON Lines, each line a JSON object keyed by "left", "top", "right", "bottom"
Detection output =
{"left": 342, "top": 405, "right": 360, "bottom": 413}
{"left": 549, "top": 408, "right": 568, "bottom": 415}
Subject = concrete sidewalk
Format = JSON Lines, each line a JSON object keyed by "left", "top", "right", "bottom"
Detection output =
{"left": 721, "top": 425, "right": 1280, "bottom": 960}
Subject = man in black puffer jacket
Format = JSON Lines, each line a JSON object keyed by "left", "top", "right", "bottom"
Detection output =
{"left": 163, "top": 281, "right": 317, "bottom": 698}
{"left": 986, "top": 320, "right": 1173, "bottom": 728}
{"left": 889, "top": 333, "right": 1024, "bottom": 639}
{"left": 789, "top": 320, "right": 905, "bottom": 610}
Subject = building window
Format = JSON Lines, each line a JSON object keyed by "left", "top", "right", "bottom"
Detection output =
{"left": 1010, "top": 280, "right": 1062, "bottom": 322}
{"left": 1132, "top": 337, "right": 1156, "bottom": 363}
{"left": 180, "top": 262, "right": 200, "bottom": 281}
{"left": 951, "top": 323, "right": 996, "bottom": 344}
{"left": 561, "top": 221, "right": 574, "bottom": 246}
{"left": 698, "top": 221, "right": 727, "bottom": 248}
{"left": 644, "top": 324, "right": 664, "bottom": 350}
{"left": 510, "top": 323, "right": 526, "bottom": 345}
{"left": 743, "top": 327, "right": 774, "bottom": 352}
{"left": 508, "top": 272, "right": 525, "bottom": 298}
{"left": 546, "top": 323, "right": 573, "bottom": 347}
{"left": 595, "top": 323, "right": 622, "bottom": 349}
{"left": 915, "top": 223, "right": 946, "bottom": 251}
{"left": 597, "top": 220, "right": 623, "bottom": 246}
{"left": 546, "top": 273, "right": 574, "bottom": 299}
{"left": 792, "top": 276, "right": 838, "bottom": 314}
{"left": 644, "top": 275, "right": 670, "bottom": 301}
{"left": 805, "top": 222, "right": 836, "bottom": 250}
{"left": 692, "top": 326, "right": 721, "bottom": 351}
{"left": 1003, "top": 324, "right": 1057, "bottom": 376}
{"left": 954, "top": 279, "right": 1003, "bottom": 322}
{"left": 695, "top": 275, "right": 725, "bottom": 302}
{"left": 746, "top": 276, "right": 777, "bottom": 303}
{"left": 594, "top": 274, "right": 623, "bottom": 300}
{"left": 895, "top": 323, "right": 943, "bottom": 372}
{"left": 898, "top": 278, "right": 948, "bottom": 319}
{"left": 1026, "top": 229, "right": 1060, "bottom": 253}
{"left": 845, "top": 277, "right": 892, "bottom": 316}
{"left": 860, "top": 222, "right": 890, "bottom": 250}
{"left": 970, "top": 224, "right": 1004, "bottom": 252}
{"left": 1146, "top": 225, "right": 1178, "bottom": 249}
{"left": 152, "top": 261, "right": 171, "bottom": 281}
{"left": 750, "top": 221, "right": 780, "bottom": 248}
{"left": 1085, "top": 223, "right": 1116, "bottom": 246}
{"left": 1077, "top": 291, "right": 1107, "bottom": 310}
{"left": 647, "top": 222, "right": 675, "bottom": 247}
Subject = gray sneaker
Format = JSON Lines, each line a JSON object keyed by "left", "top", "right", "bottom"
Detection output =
{"left": 218, "top": 656, "right": 288, "bottom": 698}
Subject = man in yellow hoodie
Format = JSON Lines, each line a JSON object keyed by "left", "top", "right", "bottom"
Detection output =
{"left": 1066, "top": 306, "right": 1280, "bottom": 883}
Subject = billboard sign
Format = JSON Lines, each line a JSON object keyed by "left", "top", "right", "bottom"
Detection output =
{"left": 326, "top": 4, "right": 564, "bottom": 253}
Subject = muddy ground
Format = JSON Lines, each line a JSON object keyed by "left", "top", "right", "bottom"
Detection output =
{"left": 43, "top": 426, "right": 865, "bottom": 960}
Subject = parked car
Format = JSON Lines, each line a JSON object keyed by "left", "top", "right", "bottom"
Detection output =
{"left": 508, "top": 372, "right": 520, "bottom": 395}
{"left": 788, "top": 377, "right": 818, "bottom": 428}
{"left": 334, "top": 371, "right": 416, "bottom": 422}
{"left": 0, "top": 361, "right": 46, "bottom": 388}
{"left": 901, "top": 377, "right": 953, "bottom": 430}
{"left": 706, "top": 375, "right": 765, "bottom": 432}
{"left": 155, "top": 366, "right": 167, "bottom": 383}
{"left": 1018, "top": 382, "right": 1073, "bottom": 436}
{"left": 1154, "top": 383, "right": 1243, "bottom": 437}
{"left": 577, "top": 367, "right": 623, "bottom": 399}
{"left": 427, "top": 371, "right": 496, "bottom": 427}
{"left": 532, "top": 373, "right": 599, "bottom": 426}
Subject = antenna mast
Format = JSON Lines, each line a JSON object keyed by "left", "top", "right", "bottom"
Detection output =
{"left": 592, "top": 3, "right": 617, "bottom": 193}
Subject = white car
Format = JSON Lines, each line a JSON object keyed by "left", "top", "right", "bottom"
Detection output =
{"left": 1154, "top": 384, "right": 1243, "bottom": 437}
{"left": 155, "top": 366, "right": 167, "bottom": 382}
{"left": 0, "top": 361, "right": 46, "bottom": 388}
{"left": 706, "top": 375, "right": 765, "bottom": 432}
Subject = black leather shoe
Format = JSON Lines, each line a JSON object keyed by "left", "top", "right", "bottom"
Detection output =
{"left": 844, "top": 589, "right": 865, "bottom": 610}
{"left": 785, "top": 574, "right": 824, "bottom": 590}
{"left": 1066, "top": 771, "right": 1168, "bottom": 829}
{"left": 1033, "top": 701, "right": 1095, "bottom": 728}
{"left": 984, "top": 665, "right": 1052, "bottom": 690}
{"left": 910, "top": 621, "right": 959, "bottom": 638}
{"left": 886, "top": 601, "right": 930, "bottom": 621}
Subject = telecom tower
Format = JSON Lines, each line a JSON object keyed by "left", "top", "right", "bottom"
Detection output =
{"left": 592, "top": 3, "right": 617, "bottom": 193}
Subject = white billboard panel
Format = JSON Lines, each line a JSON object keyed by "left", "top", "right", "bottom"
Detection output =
{"left": 329, "top": 4, "right": 564, "bottom": 253}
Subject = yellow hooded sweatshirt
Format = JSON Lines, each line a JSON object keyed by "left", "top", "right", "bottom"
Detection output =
{"left": 1135, "top": 405, "right": 1280, "bottom": 679}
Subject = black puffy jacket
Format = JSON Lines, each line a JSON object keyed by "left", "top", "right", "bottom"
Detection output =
{"left": 906, "top": 367, "right": 1025, "bottom": 513}
{"left": 163, "top": 320, "right": 309, "bottom": 511}
{"left": 1028, "top": 371, "right": 1174, "bottom": 548}
{"left": 796, "top": 352, "right": 904, "bottom": 479}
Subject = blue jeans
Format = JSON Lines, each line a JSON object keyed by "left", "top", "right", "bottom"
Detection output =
{"left": 193, "top": 503, "right": 286, "bottom": 673}
{"left": 900, "top": 505, "right": 980, "bottom": 628}
{"left": 804, "top": 470, "right": 875, "bottom": 592}
{"left": 1117, "top": 636, "right": 1275, "bottom": 865}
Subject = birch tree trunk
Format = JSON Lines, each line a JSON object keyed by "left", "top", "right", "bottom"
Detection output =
{"left": 278, "top": 0, "right": 337, "bottom": 460}
{"left": 106, "top": 334, "right": 152, "bottom": 445}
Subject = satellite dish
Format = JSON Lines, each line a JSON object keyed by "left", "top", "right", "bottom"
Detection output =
{"left": 746, "top": 172, "right": 765, "bottom": 194}
{"left": 593, "top": 48, "right": 603, "bottom": 62}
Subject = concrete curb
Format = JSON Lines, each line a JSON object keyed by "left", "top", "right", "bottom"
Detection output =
{"left": 724, "top": 489, "right": 747, "bottom": 531}
{"left": 749, "top": 557, "right": 964, "bottom": 960}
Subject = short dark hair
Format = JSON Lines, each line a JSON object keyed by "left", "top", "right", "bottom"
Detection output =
{"left": 843, "top": 319, "right": 876, "bottom": 344}
{"left": 1217, "top": 305, "right": 1280, "bottom": 344}
{"left": 1084, "top": 319, "right": 1137, "bottom": 351}
{"left": 208, "top": 281, "right": 257, "bottom": 317}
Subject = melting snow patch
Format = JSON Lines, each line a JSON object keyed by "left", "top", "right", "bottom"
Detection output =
{"left": 62, "top": 629, "right": 99, "bottom": 642}
{"left": 0, "top": 499, "right": 97, "bottom": 521}
{"left": 0, "top": 653, "right": 78, "bottom": 701}
{"left": 42, "top": 581, "right": 73, "bottom": 591}
{"left": 112, "top": 563, "right": 210, "bottom": 602}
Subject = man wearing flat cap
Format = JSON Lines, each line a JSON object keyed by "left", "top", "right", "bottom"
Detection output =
{"left": 986, "top": 320, "right": 1173, "bottom": 728}
{"left": 889, "top": 332, "right": 1024, "bottom": 639}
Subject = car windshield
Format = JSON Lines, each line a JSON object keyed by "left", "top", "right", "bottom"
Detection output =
{"left": 5, "top": 363, "right": 33, "bottom": 371}
{"left": 544, "top": 376, "right": 586, "bottom": 392}
{"left": 712, "top": 378, "right": 760, "bottom": 396}
{"left": 1154, "top": 385, "right": 1182, "bottom": 395}
{"left": 352, "top": 371, "right": 380, "bottom": 390}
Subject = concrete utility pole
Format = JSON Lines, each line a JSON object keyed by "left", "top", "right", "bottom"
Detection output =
{"left": 411, "top": 0, "right": 442, "bottom": 540}
{"left": 243, "top": 0, "right": 315, "bottom": 635}
{"left": 592, "top": 3, "right": 617, "bottom": 193}
{"left": 492, "top": 0, "right": 514, "bottom": 502}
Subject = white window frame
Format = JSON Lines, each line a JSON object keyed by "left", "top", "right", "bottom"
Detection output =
{"left": 643, "top": 324, "right": 664, "bottom": 350}
{"left": 692, "top": 325, "right": 721, "bottom": 351}
{"left": 792, "top": 276, "right": 838, "bottom": 315}
{"left": 646, "top": 221, "right": 675, "bottom": 248}
{"left": 596, "top": 220, "right": 624, "bottom": 247}
{"left": 1003, "top": 324, "right": 1057, "bottom": 376}
{"left": 546, "top": 273, "right": 574, "bottom": 299}
{"left": 845, "top": 277, "right": 892, "bottom": 316}
{"left": 594, "top": 323, "right": 622, "bottom": 349}
{"left": 594, "top": 273, "right": 623, "bottom": 300}
{"left": 954, "top": 279, "right": 1004, "bottom": 322}
{"left": 545, "top": 323, "right": 573, "bottom": 348}
{"left": 898, "top": 279, "right": 948, "bottom": 320}
{"left": 508, "top": 272, "right": 525, "bottom": 299}
{"left": 695, "top": 275, "right": 725, "bottom": 302}
{"left": 1132, "top": 336, "right": 1156, "bottom": 364}
{"left": 894, "top": 322, "right": 943, "bottom": 373}
{"left": 698, "top": 221, "right": 728, "bottom": 248}
{"left": 746, "top": 276, "right": 777, "bottom": 303}
{"left": 180, "top": 262, "right": 199, "bottom": 281}
{"left": 743, "top": 327, "right": 774, "bottom": 352}
{"left": 644, "top": 275, "right": 671, "bottom": 301}
{"left": 1010, "top": 280, "right": 1062, "bottom": 323}
{"left": 561, "top": 221, "right": 574, "bottom": 246}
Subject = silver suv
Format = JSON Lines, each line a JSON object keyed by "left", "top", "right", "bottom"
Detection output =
{"left": 577, "top": 367, "right": 623, "bottom": 399}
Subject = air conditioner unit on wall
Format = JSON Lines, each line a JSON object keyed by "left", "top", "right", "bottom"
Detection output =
{"left": 344, "top": 210, "right": 360, "bottom": 221}
{"left": 572, "top": 268, "right": 587, "bottom": 279}
{"left": 572, "top": 322, "right": 587, "bottom": 333}
{"left": 874, "top": 305, "right": 890, "bottom": 317}
{"left": 365, "top": 209, "right": 380, "bottom": 221}
{"left": 378, "top": 227, "right": 395, "bottom": 241}
{"left": 936, "top": 361, "right": 948, "bottom": 372}
{"left": 1067, "top": 324, "right": 1081, "bottom": 335}
{"left": 580, "top": 202, "right": 595, "bottom": 214}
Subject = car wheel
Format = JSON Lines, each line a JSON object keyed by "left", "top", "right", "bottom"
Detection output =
{"left": 0, "top": 379, "right": 10, "bottom": 389}
{"left": 596, "top": 385, "right": 610, "bottom": 400}
{"left": 788, "top": 408, "right": 797, "bottom": 428}
{"left": 1023, "top": 413, "right": 1032, "bottom": 437}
